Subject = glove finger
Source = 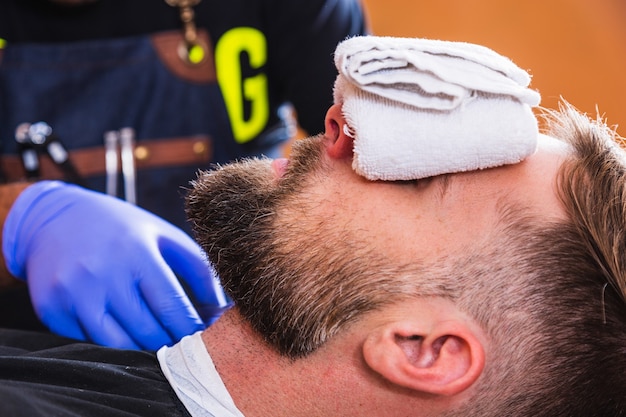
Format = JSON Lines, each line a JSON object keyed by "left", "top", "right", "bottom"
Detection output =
{"left": 78, "top": 309, "right": 144, "bottom": 350}
{"left": 38, "top": 308, "right": 89, "bottom": 343}
{"left": 28, "top": 263, "right": 173, "bottom": 349}
{"left": 111, "top": 306, "right": 178, "bottom": 350}
{"left": 136, "top": 255, "right": 206, "bottom": 343}
{"left": 106, "top": 289, "right": 179, "bottom": 350}
{"left": 29, "top": 286, "right": 89, "bottom": 342}
{"left": 159, "top": 236, "right": 231, "bottom": 311}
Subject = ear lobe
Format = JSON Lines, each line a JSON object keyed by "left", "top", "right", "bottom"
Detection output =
{"left": 363, "top": 322, "right": 485, "bottom": 396}
{"left": 324, "top": 103, "right": 354, "bottom": 160}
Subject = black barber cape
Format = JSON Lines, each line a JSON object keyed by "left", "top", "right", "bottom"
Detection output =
{"left": 0, "top": 328, "right": 191, "bottom": 416}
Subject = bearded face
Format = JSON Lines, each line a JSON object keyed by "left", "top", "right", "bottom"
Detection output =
{"left": 186, "top": 135, "right": 425, "bottom": 358}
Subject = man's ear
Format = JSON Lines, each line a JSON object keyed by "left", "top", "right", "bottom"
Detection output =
{"left": 324, "top": 103, "right": 354, "bottom": 160}
{"left": 362, "top": 320, "right": 485, "bottom": 396}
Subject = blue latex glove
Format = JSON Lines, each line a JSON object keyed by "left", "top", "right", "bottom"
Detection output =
{"left": 2, "top": 181, "right": 231, "bottom": 350}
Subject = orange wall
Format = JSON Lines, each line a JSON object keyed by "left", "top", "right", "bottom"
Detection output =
{"left": 361, "top": 0, "right": 626, "bottom": 135}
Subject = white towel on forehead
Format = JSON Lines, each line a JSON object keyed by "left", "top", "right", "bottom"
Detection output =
{"left": 333, "top": 36, "right": 542, "bottom": 181}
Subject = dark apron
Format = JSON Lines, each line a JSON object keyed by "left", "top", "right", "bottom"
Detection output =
{"left": 0, "top": 29, "right": 287, "bottom": 231}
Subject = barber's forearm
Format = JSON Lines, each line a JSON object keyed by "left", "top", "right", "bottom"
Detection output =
{"left": 0, "top": 182, "right": 31, "bottom": 286}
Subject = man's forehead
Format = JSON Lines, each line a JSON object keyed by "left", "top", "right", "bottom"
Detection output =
{"left": 418, "top": 133, "right": 570, "bottom": 231}
{"left": 404, "top": 132, "right": 558, "bottom": 182}
{"left": 475, "top": 133, "right": 569, "bottom": 221}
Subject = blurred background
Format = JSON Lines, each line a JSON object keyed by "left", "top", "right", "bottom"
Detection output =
{"left": 360, "top": 0, "right": 626, "bottom": 135}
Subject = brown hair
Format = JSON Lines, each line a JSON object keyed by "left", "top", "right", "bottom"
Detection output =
{"left": 449, "top": 102, "right": 626, "bottom": 416}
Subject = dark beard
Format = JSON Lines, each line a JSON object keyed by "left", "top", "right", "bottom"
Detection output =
{"left": 186, "top": 135, "right": 325, "bottom": 276}
{"left": 185, "top": 136, "right": 334, "bottom": 356}
{"left": 186, "top": 135, "right": 415, "bottom": 358}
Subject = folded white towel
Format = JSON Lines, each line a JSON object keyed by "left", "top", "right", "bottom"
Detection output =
{"left": 333, "top": 36, "right": 542, "bottom": 180}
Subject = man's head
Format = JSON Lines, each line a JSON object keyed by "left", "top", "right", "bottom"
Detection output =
{"left": 186, "top": 102, "right": 626, "bottom": 415}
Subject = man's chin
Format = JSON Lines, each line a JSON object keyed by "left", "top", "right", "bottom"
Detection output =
{"left": 186, "top": 156, "right": 278, "bottom": 251}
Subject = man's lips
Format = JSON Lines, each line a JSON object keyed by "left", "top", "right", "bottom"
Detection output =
{"left": 271, "top": 158, "right": 289, "bottom": 179}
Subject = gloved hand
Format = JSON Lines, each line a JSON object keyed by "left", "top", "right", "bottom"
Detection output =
{"left": 2, "top": 180, "right": 231, "bottom": 350}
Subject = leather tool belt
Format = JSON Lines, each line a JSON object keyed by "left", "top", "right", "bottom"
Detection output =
{"left": 0, "top": 135, "right": 212, "bottom": 182}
